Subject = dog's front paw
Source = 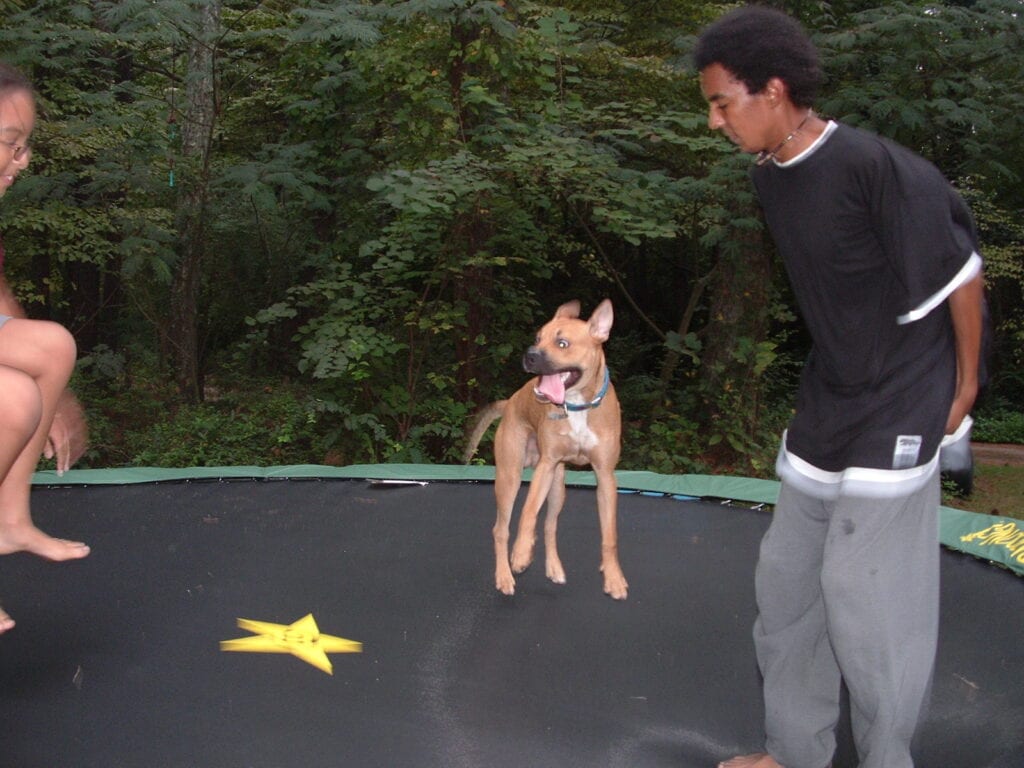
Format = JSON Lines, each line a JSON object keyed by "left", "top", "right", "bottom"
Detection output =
{"left": 495, "top": 571, "right": 516, "bottom": 596}
{"left": 604, "top": 579, "right": 628, "bottom": 600}
{"left": 509, "top": 542, "right": 535, "bottom": 574}
{"left": 602, "top": 568, "right": 629, "bottom": 600}
{"left": 546, "top": 555, "right": 566, "bottom": 585}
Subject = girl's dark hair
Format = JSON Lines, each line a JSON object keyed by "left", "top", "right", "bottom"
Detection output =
{"left": 694, "top": 5, "right": 823, "bottom": 108}
{"left": 0, "top": 61, "right": 34, "bottom": 99}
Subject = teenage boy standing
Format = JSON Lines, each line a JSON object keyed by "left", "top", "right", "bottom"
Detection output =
{"left": 694, "top": 7, "right": 985, "bottom": 768}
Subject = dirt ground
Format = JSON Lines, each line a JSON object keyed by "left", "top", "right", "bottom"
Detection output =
{"left": 971, "top": 443, "right": 1024, "bottom": 467}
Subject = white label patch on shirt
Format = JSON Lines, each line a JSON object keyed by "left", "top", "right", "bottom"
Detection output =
{"left": 893, "top": 435, "right": 922, "bottom": 469}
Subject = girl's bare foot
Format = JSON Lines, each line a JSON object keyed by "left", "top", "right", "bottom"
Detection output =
{"left": 0, "top": 524, "right": 90, "bottom": 560}
{"left": 0, "top": 605, "right": 14, "bottom": 634}
{"left": 719, "top": 755, "right": 784, "bottom": 768}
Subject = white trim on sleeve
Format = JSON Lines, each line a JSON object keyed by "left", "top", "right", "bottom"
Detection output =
{"left": 897, "top": 252, "right": 982, "bottom": 325}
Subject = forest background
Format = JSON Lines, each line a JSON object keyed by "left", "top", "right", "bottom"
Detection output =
{"left": 0, "top": 0, "right": 1022, "bottom": 493}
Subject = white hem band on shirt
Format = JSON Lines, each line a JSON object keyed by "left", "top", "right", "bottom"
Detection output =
{"left": 777, "top": 434, "right": 941, "bottom": 500}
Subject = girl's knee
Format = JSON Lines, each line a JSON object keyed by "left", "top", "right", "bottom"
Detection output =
{"left": 0, "top": 318, "right": 77, "bottom": 379}
{"left": 44, "top": 321, "right": 77, "bottom": 368}
{"left": 0, "top": 368, "right": 43, "bottom": 436}
{"left": 28, "top": 321, "right": 78, "bottom": 381}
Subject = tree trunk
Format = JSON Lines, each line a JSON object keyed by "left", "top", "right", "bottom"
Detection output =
{"left": 168, "top": 1, "right": 220, "bottom": 402}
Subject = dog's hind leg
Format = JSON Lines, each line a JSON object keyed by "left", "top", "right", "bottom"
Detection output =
{"left": 543, "top": 462, "right": 567, "bottom": 585}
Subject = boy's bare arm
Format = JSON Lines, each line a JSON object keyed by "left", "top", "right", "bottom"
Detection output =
{"left": 945, "top": 272, "right": 985, "bottom": 434}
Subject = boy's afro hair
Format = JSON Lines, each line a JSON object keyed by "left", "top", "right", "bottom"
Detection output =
{"left": 694, "top": 5, "right": 823, "bottom": 108}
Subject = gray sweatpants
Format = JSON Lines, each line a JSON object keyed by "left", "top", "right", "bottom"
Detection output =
{"left": 753, "top": 474, "right": 940, "bottom": 768}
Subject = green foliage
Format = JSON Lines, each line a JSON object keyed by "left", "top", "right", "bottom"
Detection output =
{"left": 72, "top": 351, "right": 333, "bottom": 468}
{"left": 973, "top": 408, "right": 1024, "bottom": 445}
{"left": 619, "top": 391, "right": 786, "bottom": 477}
{"left": 815, "top": 0, "right": 1024, "bottom": 196}
{"left": 955, "top": 182, "right": 1024, "bottom": 406}
{"left": 621, "top": 412, "right": 708, "bottom": 475}
{"left": 940, "top": 475, "right": 965, "bottom": 504}
{"left": 125, "top": 399, "right": 307, "bottom": 468}
{"left": 3, "top": 1, "right": 1022, "bottom": 476}
{"left": 239, "top": 2, "right": 738, "bottom": 467}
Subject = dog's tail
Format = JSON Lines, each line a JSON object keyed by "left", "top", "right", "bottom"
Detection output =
{"left": 461, "top": 400, "right": 507, "bottom": 464}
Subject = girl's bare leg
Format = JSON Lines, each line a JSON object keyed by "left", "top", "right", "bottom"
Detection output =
{"left": 718, "top": 755, "right": 785, "bottom": 768}
{"left": 0, "top": 319, "right": 89, "bottom": 560}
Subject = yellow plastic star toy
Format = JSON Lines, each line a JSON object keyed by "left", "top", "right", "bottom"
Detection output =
{"left": 220, "top": 613, "right": 362, "bottom": 675}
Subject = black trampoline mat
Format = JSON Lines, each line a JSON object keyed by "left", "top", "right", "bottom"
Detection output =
{"left": 1, "top": 479, "right": 1021, "bottom": 768}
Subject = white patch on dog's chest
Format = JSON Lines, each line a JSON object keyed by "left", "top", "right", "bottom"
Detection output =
{"left": 565, "top": 409, "right": 598, "bottom": 451}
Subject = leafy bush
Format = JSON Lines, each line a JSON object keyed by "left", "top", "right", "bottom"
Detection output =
{"left": 973, "top": 408, "right": 1024, "bottom": 444}
{"left": 122, "top": 393, "right": 325, "bottom": 468}
{"left": 69, "top": 353, "right": 332, "bottom": 468}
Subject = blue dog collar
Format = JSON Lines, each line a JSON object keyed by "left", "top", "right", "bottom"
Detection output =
{"left": 564, "top": 367, "right": 611, "bottom": 412}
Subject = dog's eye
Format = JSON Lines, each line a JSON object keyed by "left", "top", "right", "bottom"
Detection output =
{"left": 557, "top": 338, "right": 570, "bottom": 349}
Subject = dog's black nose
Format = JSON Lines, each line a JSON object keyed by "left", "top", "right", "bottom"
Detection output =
{"left": 522, "top": 348, "right": 542, "bottom": 373}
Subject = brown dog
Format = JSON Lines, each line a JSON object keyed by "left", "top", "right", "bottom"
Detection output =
{"left": 463, "top": 299, "right": 627, "bottom": 600}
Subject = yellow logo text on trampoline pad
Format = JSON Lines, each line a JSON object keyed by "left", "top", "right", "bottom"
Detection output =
{"left": 960, "top": 521, "right": 1024, "bottom": 566}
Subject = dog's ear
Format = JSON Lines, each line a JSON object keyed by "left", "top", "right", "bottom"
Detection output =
{"left": 588, "top": 299, "right": 613, "bottom": 341}
{"left": 554, "top": 300, "right": 581, "bottom": 320}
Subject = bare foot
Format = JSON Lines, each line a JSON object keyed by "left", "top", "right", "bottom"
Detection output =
{"left": 0, "top": 524, "right": 90, "bottom": 561}
{"left": 719, "top": 755, "right": 784, "bottom": 768}
{"left": 0, "top": 605, "right": 14, "bottom": 634}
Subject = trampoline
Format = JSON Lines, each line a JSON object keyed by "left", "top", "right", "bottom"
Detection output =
{"left": 1, "top": 466, "right": 1021, "bottom": 768}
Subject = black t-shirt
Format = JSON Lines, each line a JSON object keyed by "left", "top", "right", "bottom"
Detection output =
{"left": 752, "top": 122, "right": 977, "bottom": 477}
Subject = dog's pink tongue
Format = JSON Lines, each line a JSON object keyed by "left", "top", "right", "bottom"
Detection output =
{"left": 537, "top": 374, "right": 565, "bottom": 404}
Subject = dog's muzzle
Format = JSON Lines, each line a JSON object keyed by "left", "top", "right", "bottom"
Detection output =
{"left": 522, "top": 348, "right": 546, "bottom": 373}
{"left": 523, "top": 348, "right": 583, "bottom": 405}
